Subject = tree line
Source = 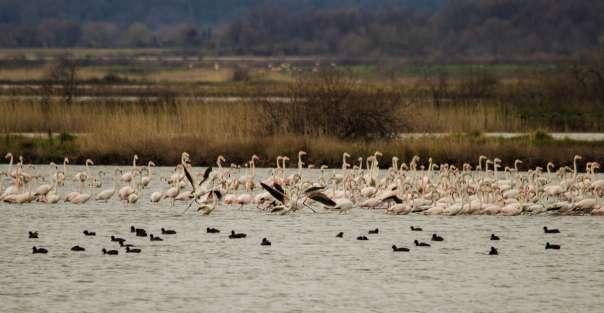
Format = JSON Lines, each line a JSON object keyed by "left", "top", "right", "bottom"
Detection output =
{"left": 0, "top": 0, "right": 602, "bottom": 60}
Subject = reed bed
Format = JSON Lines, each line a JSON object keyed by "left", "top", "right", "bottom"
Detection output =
{"left": 1, "top": 99, "right": 603, "bottom": 168}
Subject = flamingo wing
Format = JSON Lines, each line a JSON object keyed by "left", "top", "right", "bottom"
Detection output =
{"left": 307, "top": 192, "right": 337, "bottom": 206}
{"left": 260, "top": 182, "right": 285, "bottom": 204}
{"left": 199, "top": 167, "right": 212, "bottom": 186}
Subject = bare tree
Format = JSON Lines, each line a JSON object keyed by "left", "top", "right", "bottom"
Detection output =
{"left": 42, "top": 55, "right": 79, "bottom": 104}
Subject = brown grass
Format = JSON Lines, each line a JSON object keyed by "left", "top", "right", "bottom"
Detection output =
{"left": 0, "top": 99, "right": 602, "bottom": 168}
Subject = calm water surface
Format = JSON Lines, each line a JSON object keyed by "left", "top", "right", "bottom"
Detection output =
{"left": 1, "top": 167, "right": 603, "bottom": 313}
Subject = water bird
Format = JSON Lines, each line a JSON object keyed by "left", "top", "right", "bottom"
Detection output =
{"left": 229, "top": 231, "right": 247, "bottom": 239}
{"left": 357, "top": 235, "right": 369, "bottom": 241}
{"left": 126, "top": 246, "right": 141, "bottom": 253}
{"left": 83, "top": 230, "right": 96, "bottom": 236}
{"left": 431, "top": 234, "right": 444, "bottom": 241}
{"left": 150, "top": 234, "right": 163, "bottom": 241}
{"left": 392, "top": 245, "right": 410, "bottom": 252}
{"left": 161, "top": 228, "right": 176, "bottom": 235}
{"left": 543, "top": 227, "right": 560, "bottom": 234}
{"left": 545, "top": 242, "right": 561, "bottom": 250}
{"left": 490, "top": 234, "right": 500, "bottom": 240}
{"left": 102, "top": 248, "right": 118, "bottom": 255}
{"left": 28, "top": 231, "right": 38, "bottom": 239}
{"left": 206, "top": 227, "right": 220, "bottom": 233}
{"left": 414, "top": 240, "right": 430, "bottom": 247}
{"left": 489, "top": 247, "right": 498, "bottom": 255}
{"left": 71, "top": 245, "right": 85, "bottom": 252}
{"left": 410, "top": 226, "right": 422, "bottom": 231}
{"left": 131, "top": 226, "right": 148, "bottom": 236}
{"left": 368, "top": 228, "right": 379, "bottom": 234}
{"left": 110, "top": 236, "right": 125, "bottom": 244}
{"left": 336, "top": 232, "right": 343, "bottom": 238}
{"left": 32, "top": 246, "right": 47, "bottom": 254}
{"left": 261, "top": 238, "right": 271, "bottom": 246}
{"left": 118, "top": 241, "right": 135, "bottom": 247}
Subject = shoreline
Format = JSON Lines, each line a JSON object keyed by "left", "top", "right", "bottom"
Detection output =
{"left": 2, "top": 132, "right": 603, "bottom": 169}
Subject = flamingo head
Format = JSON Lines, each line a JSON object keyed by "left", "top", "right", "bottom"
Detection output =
{"left": 134, "top": 154, "right": 139, "bottom": 161}
{"left": 574, "top": 155, "right": 582, "bottom": 161}
{"left": 86, "top": 159, "right": 94, "bottom": 166}
{"left": 320, "top": 165, "right": 328, "bottom": 170}
{"left": 4, "top": 153, "right": 12, "bottom": 159}
{"left": 64, "top": 157, "right": 69, "bottom": 164}
{"left": 149, "top": 161, "right": 156, "bottom": 167}
{"left": 298, "top": 151, "right": 307, "bottom": 157}
{"left": 374, "top": 151, "right": 383, "bottom": 158}
{"left": 251, "top": 155, "right": 260, "bottom": 161}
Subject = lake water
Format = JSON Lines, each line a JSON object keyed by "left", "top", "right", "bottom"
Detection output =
{"left": 1, "top": 166, "right": 603, "bottom": 313}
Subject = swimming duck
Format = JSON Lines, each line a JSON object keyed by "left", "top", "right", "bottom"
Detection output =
{"left": 229, "top": 231, "right": 247, "bottom": 239}
{"left": 410, "top": 226, "right": 422, "bottom": 231}
{"left": 368, "top": 228, "right": 379, "bottom": 234}
{"left": 32, "top": 246, "right": 47, "bottom": 254}
{"left": 29, "top": 231, "right": 38, "bottom": 239}
{"left": 392, "top": 245, "right": 410, "bottom": 252}
{"left": 414, "top": 240, "right": 430, "bottom": 247}
{"left": 102, "top": 248, "right": 118, "bottom": 255}
{"left": 545, "top": 242, "right": 561, "bottom": 250}
{"left": 126, "top": 246, "right": 141, "bottom": 253}
{"left": 111, "top": 236, "right": 125, "bottom": 244}
{"left": 161, "top": 228, "right": 176, "bottom": 235}
{"left": 490, "top": 234, "right": 500, "bottom": 241}
{"left": 543, "top": 227, "right": 560, "bottom": 234}
{"left": 83, "top": 230, "right": 96, "bottom": 236}
{"left": 261, "top": 238, "right": 271, "bottom": 246}
{"left": 150, "top": 234, "right": 163, "bottom": 241}
{"left": 118, "top": 241, "right": 134, "bottom": 248}
{"left": 206, "top": 227, "right": 220, "bottom": 233}
{"left": 336, "top": 232, "right": 344, "bottom": 238}
{"left": 431, "top": 234, "right": 444, "bottom": 241}
{"left": 357, "top": 236, "right": 369, "bottom": 241}
{"left": 71, "top": 245, "right": 85, "bottom": 252}
{"left": 489, "top": 247, "right": 498, "bottom": 255}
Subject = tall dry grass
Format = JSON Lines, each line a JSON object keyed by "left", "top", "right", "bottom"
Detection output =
{"left": 1, "top": 98, "right": 603, "bottom": 168}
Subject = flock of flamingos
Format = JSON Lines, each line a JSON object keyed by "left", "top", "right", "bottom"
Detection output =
{"left": 1, "top": 151, "right": 603, "bottom": 216}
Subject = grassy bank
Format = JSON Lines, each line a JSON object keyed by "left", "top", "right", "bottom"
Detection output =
{"left": 1, "top": 131, "right": 602, "bottom": 170}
